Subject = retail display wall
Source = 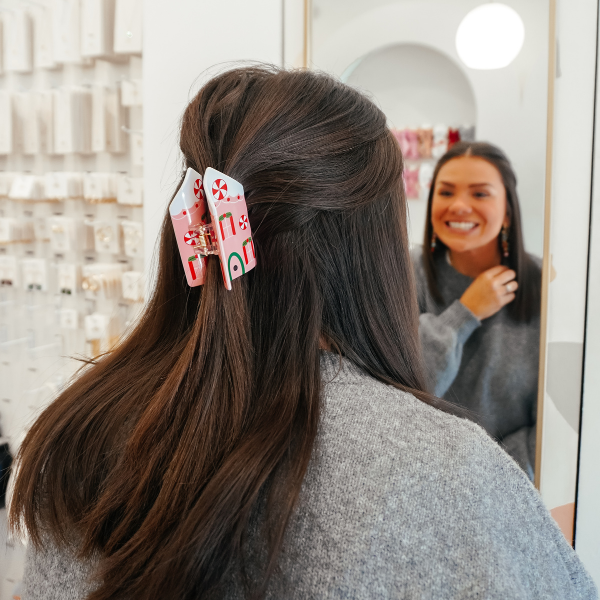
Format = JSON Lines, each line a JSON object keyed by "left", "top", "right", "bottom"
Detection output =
{"left": 0, "top": 4, "right": 143, "bottom": 594}
{"left": 0, "top": 1, "right": 144, "bottom": 453}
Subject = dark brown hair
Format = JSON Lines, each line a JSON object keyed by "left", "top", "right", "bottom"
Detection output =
{"left": 423, "top": 141, "right": 541, "bottom": 322}
{"left": 11, "top": 66, "right": 448, "bottom": 599}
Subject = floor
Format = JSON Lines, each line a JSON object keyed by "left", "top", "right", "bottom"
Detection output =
{"left": 0, "top": 509, "right": 26, "bottom": 600}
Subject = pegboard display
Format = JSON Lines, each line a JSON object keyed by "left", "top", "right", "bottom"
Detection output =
{"left": 0, "top": 0, "right": 144, "bottom": 463}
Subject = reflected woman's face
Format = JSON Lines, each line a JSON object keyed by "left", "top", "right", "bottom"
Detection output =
{"left": 431, "top": 156, "right": 508, "bottom": 255}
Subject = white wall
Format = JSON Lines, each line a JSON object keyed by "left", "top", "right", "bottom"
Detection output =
{"left": 344, "top": 43, "right": 477, "bottom": 244}
{"left": 143, "top": 0, "right": 283, "bottom": 271}
{"left": 539, "top": 0, "right": 597, "bottom": 544}
{"left": 575, "top": 0, "right": 600, "bottom": 584}
{"left": 312, "top": 0, "right": 549, "bottom": 257}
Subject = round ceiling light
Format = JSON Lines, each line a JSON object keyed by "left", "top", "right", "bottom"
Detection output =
{"left": 456, "top": 3, "right": 525, "bottom": 70}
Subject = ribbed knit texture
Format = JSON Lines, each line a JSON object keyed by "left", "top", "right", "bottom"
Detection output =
{"left": 411, "top": 246, "right": 539, "bottom": 479}
{"left": 22, "top": 353, "right": 596, "bottom": 599}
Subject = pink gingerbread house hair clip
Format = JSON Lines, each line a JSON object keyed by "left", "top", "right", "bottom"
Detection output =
{"left": 169, "top": 167, "right": 256, "bottom": 290}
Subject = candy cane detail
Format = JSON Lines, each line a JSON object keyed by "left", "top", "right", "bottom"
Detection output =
{"left": 184, "top": 230, "right": 199, "bottom": 245}
{"left": 212, "top": 179, "right": 227, "bottom": 201}
{"left": 193, "top": 179, "right": 204, "bottom": 200}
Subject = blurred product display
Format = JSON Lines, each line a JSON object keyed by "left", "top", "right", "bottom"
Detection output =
{"left": 391, "top": 125, "right": 476, "bottom": 199}
{"left": 0, "top": 0, "right": 145, "bottom": 502}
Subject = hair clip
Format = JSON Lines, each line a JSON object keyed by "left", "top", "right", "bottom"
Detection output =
{"left": 170, "top": 167, "right": 256, "bottom": 290}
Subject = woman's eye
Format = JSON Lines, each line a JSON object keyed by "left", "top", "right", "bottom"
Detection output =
{"left": 438, "top": 190, "right": 453, "bottom": 197}
{"left": 473, "top": 192, "right": 489, "bottom": 198}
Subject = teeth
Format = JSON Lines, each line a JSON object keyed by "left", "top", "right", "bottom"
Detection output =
{"left": 447, "top": 221, "right": 476, "bottom": 231}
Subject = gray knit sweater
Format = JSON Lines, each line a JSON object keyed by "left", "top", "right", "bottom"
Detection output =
{"left": 22, "top": 353, "right": 596, "bottom": 599}
{"left": 411, "top": 246, "right": 540, "bottom": 479}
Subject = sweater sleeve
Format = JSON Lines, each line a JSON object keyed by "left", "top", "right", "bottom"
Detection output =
{"left": 457, "top": 420, "right": 598, "bottom": 600}
{"left": 419, "top": 299, "right": 481, "bottom": 396}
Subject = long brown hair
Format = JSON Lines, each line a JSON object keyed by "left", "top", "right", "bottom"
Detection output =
{"left": 423, "top": 141, "right": 541, "bottom": 322}
{"left": 11, "top": 66, "right": 447, "bottom": 599}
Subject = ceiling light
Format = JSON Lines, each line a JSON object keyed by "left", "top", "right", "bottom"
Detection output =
{"left": 456, "top": 3, "right": 525, "bottom": 70}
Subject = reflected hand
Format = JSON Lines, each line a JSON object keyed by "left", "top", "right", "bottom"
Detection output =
{"left": 460, "top": 266, "right": 518, "bottom": 320}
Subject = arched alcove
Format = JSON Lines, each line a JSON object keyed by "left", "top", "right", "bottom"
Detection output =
{"left": 344, "top": 43, "right": 477, "bottom": 129}
{"left": 344, "top": 43, "right": 477, "bottom": 245}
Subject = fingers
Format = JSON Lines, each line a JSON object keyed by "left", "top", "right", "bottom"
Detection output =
{"left": 494, "top": 269, "right": 517, "bottom": 285}
{"left": 500, "top": 292, "right": 516, "bottom": 306}
{"left": 483, "top": 265, "right": 510, "bottom": 279}
{"left": 504, "top": 280, "right": 519, "bottom": 294}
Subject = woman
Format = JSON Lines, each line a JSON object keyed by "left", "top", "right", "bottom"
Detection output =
{"left": 11, "top": 69, "right": 595, "bottom": 600}
{"left": 413, "top": 142, "right": 541, "bottom": 479}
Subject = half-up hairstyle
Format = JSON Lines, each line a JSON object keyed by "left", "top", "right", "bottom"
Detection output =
{"left": 423, "top": 141, "right": 541, "bottom": 322}
{"left": 11, "top": 66, "right": 450, "bottom": 600}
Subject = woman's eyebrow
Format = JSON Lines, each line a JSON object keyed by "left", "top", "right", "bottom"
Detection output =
{"left": 468, "top": 182, "right": 494, "bottom": 188}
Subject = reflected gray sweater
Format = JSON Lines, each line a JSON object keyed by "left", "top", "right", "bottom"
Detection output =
{"left": 411, "top": 246, "right": 540, "bottom": 479}
{"left": 23, "top": 354, "right": 596, "bottom": 599}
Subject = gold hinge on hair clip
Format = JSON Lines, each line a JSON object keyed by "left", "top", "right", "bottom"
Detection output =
{"left": 193, "top": 224, "right": 219, "bottom": 257}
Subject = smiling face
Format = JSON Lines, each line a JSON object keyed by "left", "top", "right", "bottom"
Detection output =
{"left": 431, "top": 156, "right": 509, "bottom": 255}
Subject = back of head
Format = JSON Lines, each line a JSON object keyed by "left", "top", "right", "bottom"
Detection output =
{"left": 11, "top": 66, "right": 432, "bottom": 600}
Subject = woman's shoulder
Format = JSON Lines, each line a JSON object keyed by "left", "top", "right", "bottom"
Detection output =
{"left": 311, "top": 354, "right": 597, "bottom": 598}
{"left": 319, "top": 352, "right": 505, "bottom": 471}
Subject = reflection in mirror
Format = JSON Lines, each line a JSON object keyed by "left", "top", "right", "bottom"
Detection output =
{"left": 311, "top": 0, "right": 549, "bottom": 481}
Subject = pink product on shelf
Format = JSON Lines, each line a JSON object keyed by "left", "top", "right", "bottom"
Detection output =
{"left": 404, "top": 129, "right": 420, "bottom": 159}
{"left": 392, "top": 128, "right": 420, "bottom": 159}
{"left": 403, "top": 166, "right": 420, "bottom": 200}
{"left": 417, "top": 128, "right": 433, "bottom": 159}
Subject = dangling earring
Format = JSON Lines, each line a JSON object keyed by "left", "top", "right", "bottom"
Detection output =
{"left": 501, "top": 225, "right": 509, "bottom": 258}
{"left": 431, "top": 231, "right": 437, "bottom": 253}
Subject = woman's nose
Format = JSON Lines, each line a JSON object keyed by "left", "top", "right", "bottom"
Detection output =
{"left": 448, "top": 197, "right": 473, "bottom": 214}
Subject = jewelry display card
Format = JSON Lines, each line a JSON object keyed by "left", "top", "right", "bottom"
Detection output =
{"left": 2, "top": 9, "right": 33, "bottom": 73}
{"left": 16, "top": 93, "right": 41, "bottom": 156}
{"left": 21, "top": 259, "right": 48, "bottom": 291}
{"left": 113, "top": 0, "right": 142, "bottom": 54}
{"left": 52, "top": 0, "right": 82, "bottom": 64}
{"left": 58, "top": 308, "right": 79, "bottom": 329}
{"left": 57, "top": 263, "right": 80, "bottom": 295}
{"left": 130, "top": 132, "right": 143, "bottom": 166}
{"left": 8, "top": 175, "right": 43, "bottom": 201}
{"left": 81, "top": 0, "right": 115, "bottom": 58}
{"left": 83, "top": 172, "right": 118, "bottom": 202}
{"left": 36, "top": 91, "right": 55, "bottom": 154}
{"left": 121, "top": 270, "right": 143, "bottom": 302}
{"left": 117, "top": 175, "right": 143, "bottom": 205}
{"left": 53, "top": 87, "right": 93, "bottom": 154}
{"left": 0, "top": 92, "right": 13, "bottom": 155}
{"left": 121, "top": 79, "right": 142, "bottom": 106}
{"left": 121, "top": 220, "right": 142, "bottom": 258}
{"left": 92, "top": 220, "right": 121, "bottom": 254}
{"left": 30, "top": 5, "right": 57, "bottom": 69}
{"left": 0, "top": 3, "right": 145, "bottom": 488}
{"left": 0, "top": 256, "right": 19, "bottom": 287}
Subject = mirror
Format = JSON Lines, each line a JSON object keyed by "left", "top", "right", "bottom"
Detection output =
{"left": 310, "top": 0, "right": 551, "bottom": 484}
